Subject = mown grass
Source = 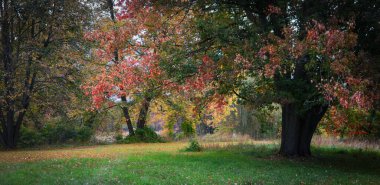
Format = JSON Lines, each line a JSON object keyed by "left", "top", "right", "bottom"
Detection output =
{"left": 0, "top": 142, "right": 379, "bottom": 185}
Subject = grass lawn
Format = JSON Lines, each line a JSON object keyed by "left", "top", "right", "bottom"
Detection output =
{"left": 0, "top": 142, "right": 379, "bottom": 185}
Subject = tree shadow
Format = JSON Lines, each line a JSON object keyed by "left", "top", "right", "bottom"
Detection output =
{"left": 203, "top": 143, "right": 380, "bottom": 175}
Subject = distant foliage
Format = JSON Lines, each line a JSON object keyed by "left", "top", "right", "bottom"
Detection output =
{"left": 18, "top": 127, "right": 45, "bottom": 148}
{"left": 181, "top": 120, "right": 196, "bottom": 137}
{"left": 18, "top": 121, "right": 95, "bottom": 148}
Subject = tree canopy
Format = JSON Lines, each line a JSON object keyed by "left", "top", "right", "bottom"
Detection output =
{"left": 0, "top": 0, "right": 378, "bottom": 156}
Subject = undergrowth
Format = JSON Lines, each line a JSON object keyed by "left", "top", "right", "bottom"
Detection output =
{"left": 116, "top": 127, "right": 164, "bottom": 144}
{"left": 183, "top": 139, "right": 202, "bottom": 152}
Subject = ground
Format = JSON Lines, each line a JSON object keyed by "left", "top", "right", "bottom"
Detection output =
{"left": 0, "top": 142, "right": 379, "bottom": 184}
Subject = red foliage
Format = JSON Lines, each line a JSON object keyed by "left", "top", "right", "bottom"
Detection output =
{"left": 323, "top": 106, "right": 373, "bottom": 137}
{"left": 82, "top": 1, "right": 224, "bottom": 113}
{"left": 255, "top": 20, "right": 377, "bottom": 136}
{"left": 259, "top": 21, "right": 375, "bottom": 111}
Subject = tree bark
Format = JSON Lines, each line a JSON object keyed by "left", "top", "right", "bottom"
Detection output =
{"left": 121, "top": 96, "right": 135, "bottom": 136}
{"left": 279, "top": 103, "right": 301, "bottom": 156}
{"left": 1, "top": 0, "right": 17, "bottom": 149}
{"left": 0, "top": 133, "right": 5, "bottom": 147}
{"left": 107, "top": 0, "right": 135, "bottom": 136}
{"left": 279, "top": 104, "right": 328, "bottom": 157}
{"left": 136, "top": 96, "right": 152, "bottom": 129}
{"left": 0, "top": 0, "right": 39, "bottom": 149}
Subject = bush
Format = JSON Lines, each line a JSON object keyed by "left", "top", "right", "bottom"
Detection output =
{"left": 12, "top": 113, "right": 99, "bottom": 148}
{"left": 18, "top": 121, "right": 96, "bottom": 148}
{"left": 184, "top": 139, "right": 201, "bottom": 152}
{"left": 137, "top": 127, "right": 160, "bottom": 141}
{"left": 18, "top": 127, "right": 45, "bottom": 147}
{"left": 121, "top": 127, "right": 163, "bottom": 143}
{"left": 76, "top": 126, "right": 94, "bottom": 142}
{"left": 40, "top": 124, "right": 55, "bottom": 144}
{"left": 39, "top": 123, "right": 77, "bottom": 144}
{"left": 115, "top": 134, "right": 124, "bottom": 143}
{"left": 55, "top": 124, "right": 77, "bottom": 143}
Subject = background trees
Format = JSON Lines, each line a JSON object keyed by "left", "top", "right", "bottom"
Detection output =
{"left": 0, "top": 0, "right": 90, "bottom": 148}
{"left": 0, "top": 0, "right": 378, "bottom": 152}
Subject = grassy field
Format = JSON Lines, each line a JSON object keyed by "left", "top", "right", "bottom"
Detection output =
{"left": 0, "top": 142, "right": 379, "bottom": 185}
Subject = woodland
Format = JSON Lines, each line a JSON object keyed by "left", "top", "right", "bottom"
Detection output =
{"left": 0, "top": 0, "right": 379, "bottom": 184}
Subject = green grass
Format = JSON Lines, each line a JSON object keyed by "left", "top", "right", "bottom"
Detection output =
{"left": 0, "top": 142, "right": 379, "bottom": 185}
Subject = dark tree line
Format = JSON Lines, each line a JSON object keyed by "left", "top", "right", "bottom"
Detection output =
{"left": 0, "top": 0, "right": 88, "bottom": 149}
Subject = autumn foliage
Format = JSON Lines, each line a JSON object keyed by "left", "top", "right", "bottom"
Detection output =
{"left": 82, "top": 0, "right": 224, "bottom": 117}
{"left": 253, "top": 21, "right": 377, "bottom": 136}
{"left": 81, "top": 0, "right": 378, "bottom": 141}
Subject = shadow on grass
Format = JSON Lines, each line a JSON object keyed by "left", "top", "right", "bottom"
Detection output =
{"left": 201, "top": 143, "right": 380, "bottom": 176}
{"left": 310, "top": 147, "right": 380, "bottom": 175}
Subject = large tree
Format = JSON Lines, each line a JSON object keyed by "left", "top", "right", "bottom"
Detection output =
{"left": 83, "top": 0, "right": 221, "bottom": 136}
{"left": 0, "top": 0, "right": 88, "bottom": 149}
{"left": 83, "top": 0, "right": 173, "bottom": 134}
{"left": 152, "top": 0, "right": 379, "bottom": 156}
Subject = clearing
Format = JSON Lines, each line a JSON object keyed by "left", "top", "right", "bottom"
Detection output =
{"left": 0, "top": 142, "right": 379, "bottom": 185}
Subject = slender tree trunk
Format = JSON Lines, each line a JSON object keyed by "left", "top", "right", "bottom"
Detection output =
{"left": 121, "top": 96, "right": 135, "bottom": 136}
{"left": 136, "top": 96, "right": 152, "bottom": 129}
{"left": 107, "top": 0, "right": 135, "bottom": 136}
{"left": 279, "top": 104, "right": 328, "bottom": 157}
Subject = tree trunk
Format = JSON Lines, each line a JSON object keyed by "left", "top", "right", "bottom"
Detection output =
{"left": 136, "top": 96, "right": 152, "bottom": 129}
{"left": 121, "top": 96, "right": 135, "bottom": 136}
{"left": 107, "top": 0, "right": 134, "bottom": 136}
{"left": 3, "top": 129, "right": 16, "bottom": 149}
{"left": 1, "top": 0, "right": 17, "bottom": 149}
{"left": 0, "top": 133, "right": 5, "bottom": 147}
{"left": 1, "top": 120, "right": 17, "bottom": 149}
{"left": 279, "top": 103, "right": 328, "bottom": 157}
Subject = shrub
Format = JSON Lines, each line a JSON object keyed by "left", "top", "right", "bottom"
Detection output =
{"left": 76, "top": 126, "right": 94, "bottom": 142}
{"left": 37, "top": 122, "right": 95, "bottom": 145}
{"left": 184, "top": 139, "right": 201, "bottom": 152}
{"left": 18, "top": 127, "right": 45, "bottom": 147}
{"left": 115, "top": 134, "right": 124, "bottom": 143}
{"left": 122, "top": 127, "right": 163, "bottom": 143}
{"left": 52, "top": 123, "right": 77, "bottom": 143}
{"left": 15, "top": 116, "right": 97, "bottom": 148}
{"left": 40, "top": 124, "right": 61, "bottom": 144}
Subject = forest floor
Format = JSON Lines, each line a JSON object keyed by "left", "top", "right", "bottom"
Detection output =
{"left": 0, "top": 141, "right": 379, "bottom": 185}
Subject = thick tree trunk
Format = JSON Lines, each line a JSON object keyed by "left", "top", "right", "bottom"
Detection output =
{"left": 1, "top": 0, "right": 17, "bottom": 149}
{"left": 136, "top": 96, "right": 152, "bottom": 129}
{"left": 0, "top": 0, "right": 37, "bottom": 149}
{"left": 279, "top": 103, "right": 301, "bottom": 156}
{"left": 3, "top": 129, "right": 16, "bottom": 149}
{"left": 0, "top": 133, "right": 5, "bottom": 147}
{"left": 121, "top": 96, "right": 135, "bottom": 136}
{"left": 279, "top": 103, "right": 328, "bottom": 157}
{"left": 1, "top": 120, "right": 17, "bottom": 149}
